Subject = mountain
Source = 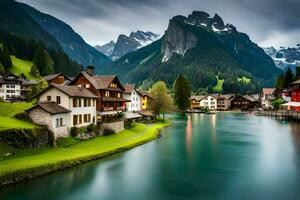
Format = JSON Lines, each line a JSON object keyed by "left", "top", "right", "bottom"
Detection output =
{"left": 0, "top": 0, "right": 61, "bottom": 50}
{"left": 20, "top": 3, "right": 111, "bottom": 68}
{"left": 94, "top": 41, "right": 115, "bottom": 57}
{"left": 100, "top": 11, "right": 281, "bottom": 92}
{"left": 264, "top": 45, "right": 300, "bottom": 71}
{"left": 96, "top": 31, "right": 160, "bottom": 60}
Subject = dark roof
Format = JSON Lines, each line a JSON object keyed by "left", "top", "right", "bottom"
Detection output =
{"left": 26, "top": 101, "right": 70, "bottom": 115}
{"left": 243, "top": 95, "right": 260, "bottom": 102}
{"left": 18, "top": 78, "right": 38, "bottom": 85}
{"left": 190, "top": 95, "right": 205, "bottom": 101}
{"left": 70, "top": 71, "right": 125, "bottom": 91}
{"left": 123, "top": 84, "right": 135, "bottom": 94}
{"left": 34, "top": 84, "right": 98, "bottom": 99}
{"left": 141, "top": 92, "right": 153, "bottom": 99}
{"left": 43, "top": 73, "right": 71, "bottom": 82}
{"left": 0, "top": 74, "right": 22, "bottom": 84}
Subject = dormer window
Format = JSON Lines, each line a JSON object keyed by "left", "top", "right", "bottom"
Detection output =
{"left": 110, "top": 83, "right": 117, "bottom": 88}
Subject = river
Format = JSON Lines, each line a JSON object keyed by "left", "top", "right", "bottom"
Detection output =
{"left": 1, "top": 112, "right": 300, "bottom": 200}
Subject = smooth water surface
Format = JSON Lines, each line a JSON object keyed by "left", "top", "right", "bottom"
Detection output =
{"left": 2, "top": 113, "right": 300, "bottom": 200}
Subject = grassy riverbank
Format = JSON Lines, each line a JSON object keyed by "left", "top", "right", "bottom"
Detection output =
{"left": 0, "top": 120, "right": 170, "bottom": 187}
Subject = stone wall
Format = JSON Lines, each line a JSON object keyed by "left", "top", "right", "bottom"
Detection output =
{"left": 102, "top": 120, "right": 124, "bottom": 133}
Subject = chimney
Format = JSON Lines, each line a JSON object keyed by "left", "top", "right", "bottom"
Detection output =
{"left": 86, "top": 65, "right": 95, "bottom": 76}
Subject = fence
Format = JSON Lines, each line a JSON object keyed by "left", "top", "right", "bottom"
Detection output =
{"left": 256, "top": 110, "right": 300, "bottom": 121}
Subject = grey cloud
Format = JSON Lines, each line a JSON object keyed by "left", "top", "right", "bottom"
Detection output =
{"left": 17, "top": 0, "right": 300, "bottom": 48}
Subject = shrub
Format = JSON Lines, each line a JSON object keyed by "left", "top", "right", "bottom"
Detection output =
{"left": 125, "top": 119, "right": 134, "bottom": 129}
{"left": 87, "top": 124, "right": 97, "bottom": 132}
{"left": 70, "top": 127, "right": 80, "bottom": 137}
{"left": 0, "top": 127, "right": 50, "bottom": 148}
{"left": 14, "top": 112, "right": 32, "bottom": 122}
{"left": 103, "top": 128, "right": 115, "bottom": 136}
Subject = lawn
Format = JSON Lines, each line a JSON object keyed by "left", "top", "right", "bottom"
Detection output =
{"left": 238, "top": 76, "right": 251, "bottom": 83}
{"left": 213, "top": 76, "right": 224, "bottom": 92}
{"left": 0, "top": 102, "right": 36, "bottom": 130}
{"left": 10, "top": 56, "right": 38, "bottom": 80}
{"left": 0, "top": 121, "right": 170, "bottom": 184}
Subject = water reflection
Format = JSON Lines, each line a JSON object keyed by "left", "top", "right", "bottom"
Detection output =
{"left": 186, "top": 115, "right": 192, "bottom": 156}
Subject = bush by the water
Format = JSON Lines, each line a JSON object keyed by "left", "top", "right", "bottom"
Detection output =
{"left": 0, "top": 127, "right": 52, "bottom": 148}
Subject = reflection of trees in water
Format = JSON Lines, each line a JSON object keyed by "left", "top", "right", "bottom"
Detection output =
{"left": 289, "top": 122, "right": 300, "bottom": 152}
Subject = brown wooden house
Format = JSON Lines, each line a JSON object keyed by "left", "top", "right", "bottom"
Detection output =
{"left": 69, "top": 66, "right": 129, "bottom": 122}
{"left": 231, "top": 95, "right": 260, "bottom": 110}
{"left": 43, "top": 73, "right": 71, "bottom": 85}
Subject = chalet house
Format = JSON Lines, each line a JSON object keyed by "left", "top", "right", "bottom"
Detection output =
{"left": 123, "top": 84, "right": 142, "bottom": 112}
{"left": 231, "top": 95, "right": 261, "bottom": 110}
{"left": 282, "top": 80, "right": 300, "bottom": 111}
{"left": 68, "top": 66, "right": 128, "bottom": 123}
{"left": 215, "top": 94, "right": 235, "bottom": 110}
{"left": 27, "top": 84, "right": 98, "bottom": 139}
{"left": 0, "top": 74, "right": 21, "bottom": 101}
{"left": 200, "top": 95, "right": 218, "bottom": 110}
{"left": 141, "top": 92, "right": 152, "bottom": 110}
{"left": 18, "top": 78, "right": 38, "bottom": 99}
{"left": 190, "top": 95, "right": 205, "bottom": 109}
{"left": 261, "top": 88, "right": 276, "bottom": 109}
{"left": 43, "top": 73, "right": 71, "bottom": 85}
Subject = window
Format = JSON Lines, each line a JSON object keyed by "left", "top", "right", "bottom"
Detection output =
{"left": 47, "top": 96, "right": 51, "bottom": 101}
{"left": 56, "top": 96, "right": 61, "bottom": 104}
{"left": 105, "top": 91, "right": 110, "bottom": 97}
{"left": 56, "top": 118, "right": 63, "bottom": 127}
{"left": 73, "top": 115, "right": 82, "bottom": 125}
{"left": 84, "top": 114, "right": 91, "bottom": 123}
{"left": 73, "top": 98, "right": 81, "bottom": 107}
{"left": 117, "top": 92, "right": 121, "bottom": 98}
{"left": 85, "top": 84, "right": 90, "bottom": 88}
{"left": 84, "top": 99, "right": 91, "bottom": 107}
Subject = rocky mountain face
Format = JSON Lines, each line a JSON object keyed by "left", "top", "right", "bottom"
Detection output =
{"left": 96, "top": 31, "right": 160, "bottom": 60}
{"left": 21, "top": 3, "right": 111, "bottom": 68}
{"left": 264, "top": 45, "right": 300, "bottom": 71}
{"left": 101, "top": 11, "right": 280, "bottom": 92}
{"left": 94, "top": 41, "right": 115, "bottom": 57}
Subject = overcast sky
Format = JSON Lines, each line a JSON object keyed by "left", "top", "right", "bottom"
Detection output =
{"left": 18, "top": 0, "right": 300, "bottom": 48}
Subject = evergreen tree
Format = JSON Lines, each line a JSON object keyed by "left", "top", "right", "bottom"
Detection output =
{"left": 149, "top": 81, "right": 174, "bottom": 120}
{"left": 0, "top": 45, "right": 12, "bottom": 70}
{"left": 284, "top": 67, "right": 294, "bottom": 86}
{"left": 275, "top": 74, "right": 285, "bottom": 90}
{"left": 30, "top": 64, "right": 40, "bottom": 77}
{"left": 33, "top": 47, "right": 54, "bottom": 76}
{"left": 0, "top": 62, "right": 5, "bottom": 74}
{"left": 173, "top": 74, "right": 191, "bottom": 111}
{"left": 295, "top": 66, "right": 300, "bottom": 81}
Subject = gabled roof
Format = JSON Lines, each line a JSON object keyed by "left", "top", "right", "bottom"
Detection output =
{"left": 69, "top": 71, "right": 125, "bottom": 91}
{"left": 43, "top": 73, "right": 71, "bottom": 82}
{"left": 123, "top": 84, "right": 143, "bottom": 96}
{"left": 26, "top": 101, "right": 70, "bottom": 115}
{"left": 262, "top": 88, "right": 275, "bottom": 95}
{"left": 190, "top": 95, "right": 205, "bottom": 101}
{"left": 34, "top": 84, "right": 98, "bottom": 99}
{"left": 243, "top": 95, "right": 260, "bottom": 102}
{"left": 141, "top": 92, "right": 153, "bottom": 99}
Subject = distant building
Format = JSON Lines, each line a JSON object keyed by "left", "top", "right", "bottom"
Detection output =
{"left": 231, "top": 95, "right": 261, "bottom": 110}
{"left": 215, "top": 94, "right": 235, "bottom": 110}
{"left": 200, "top": 95, "right": 218, "bottom": 110}
{"left": 123, "top": 84, "right": 142, "bottom": 112}
{"left": 27, "top": 84, "right": 98, "bottom": 139}
{"left": 261, "top": 88, "right": 276, "bottom": 109}
{"left": 43, "top": 73, "right": 71, "bottom": 85}
{"left": 141, "top": 92, "right": 153, "bottom": 111}
{"left": 190, "top": 95, "right": 205, "bottom": 109}
{"left": 18, "top": 78, "right": 38, "bottom": 100}
{"left": 0, "top": 74, "right": 21, "bottom": 101}
{"left": 282, "top": 80, "right": 300, "bottom": 111}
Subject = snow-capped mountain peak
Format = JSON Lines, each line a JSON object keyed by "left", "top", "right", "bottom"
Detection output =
{"left": 95, "top": 30, "right": 160, "bottom": 60}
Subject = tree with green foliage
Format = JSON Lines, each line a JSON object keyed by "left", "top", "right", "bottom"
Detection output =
{"left": 295, "top": 66, "right": 300, "bottom": 80}
{"left": 275, "top": 74, "right": 285, "bottom": 90}
{"left": 0, "top": 62, "right": 4, "bottom": 74}
{"left": 284, "top": 67, "right": 294, "bottom": 87}
{"left": 33, "top": 47, "right": 54, "bottom": 76}
{"left": 173, "top": 74, "right": 191, "bottom": 111}
{"left": 29, "top": 78, "right": 48, "bottom": 99}
{"left": 272, "top": 98, "right": 286, "bottom": 110}
{"left": 30, "top": 64, "right": 40, "bottom": 77}
{"left": 0, "top": 45, "right": 12, "bottom": 70}
{"left": 149, "top": 81, "right": 174, "bottom": 120}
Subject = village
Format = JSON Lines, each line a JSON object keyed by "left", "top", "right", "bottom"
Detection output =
{"left": 1, "top": 65, "right": 300, "bottom": 141}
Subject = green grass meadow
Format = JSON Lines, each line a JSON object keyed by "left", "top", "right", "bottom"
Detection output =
{"left": 10, "top": 56, "right": 38, "bottom": 80}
